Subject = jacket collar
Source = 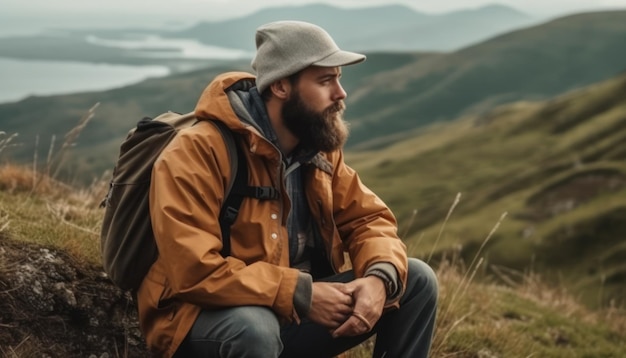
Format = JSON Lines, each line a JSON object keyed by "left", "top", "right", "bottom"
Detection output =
{"left": 308, "top": 153, "right": 333, "bottom": 175}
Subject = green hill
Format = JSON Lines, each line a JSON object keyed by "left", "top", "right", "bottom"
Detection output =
{"left": 347, "top": 10, "right": 626, "bottom": 147}
{"left": 348, "top": 71, "right": 626, "bottom": 308}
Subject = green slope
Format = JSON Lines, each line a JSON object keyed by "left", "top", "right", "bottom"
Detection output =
{"left": 347, "top": 10, "right": 626, "bottom": 147}
{"left": 348, "top": 72, "right": 626, "bottom": 308}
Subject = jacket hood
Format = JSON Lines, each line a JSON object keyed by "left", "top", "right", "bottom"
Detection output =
{"left": 193, "top": 71, "right": 284, "bottom": 162}
{"left": 194, "top": 71, "right": 257, "bottom": 130}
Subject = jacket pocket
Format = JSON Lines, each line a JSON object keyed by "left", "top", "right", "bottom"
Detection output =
{"left": 145, "top": 268, "right": 177, "bottom": 320}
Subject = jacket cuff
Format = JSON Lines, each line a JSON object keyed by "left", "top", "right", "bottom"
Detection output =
{"left": 365, "top": 262, "right": 401, "bottom": 302}
{"left": 293, "top": 272, "right": 313, "bottom": 318}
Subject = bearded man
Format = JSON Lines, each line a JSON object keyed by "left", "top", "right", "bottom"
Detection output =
{"left": 138, "top": 21, "right": 438, "bottom": 358}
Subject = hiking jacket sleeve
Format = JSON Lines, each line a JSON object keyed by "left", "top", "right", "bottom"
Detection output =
{"left": 310, "top": 150, "right": 408, "bottom": 303}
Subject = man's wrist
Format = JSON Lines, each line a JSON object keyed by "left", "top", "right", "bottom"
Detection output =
{"left": 365, "top": 263, "right": 401, "bottom": 301}
{"left": 365, "top": 270, "right": 393, "bottom": 297}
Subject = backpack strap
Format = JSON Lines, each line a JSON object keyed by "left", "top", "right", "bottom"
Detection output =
{"left": 213, "top": 121, "right": 279, "bottom": 257}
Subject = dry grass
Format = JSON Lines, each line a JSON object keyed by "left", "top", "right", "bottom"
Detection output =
{"left": 0, "top": 104, "right": 107, "bottom": 264}
{"left": 0, "top": 336, "right": 40, "bottom": 358}
{"left": 342, "top": 194, "right": 626, "bottom": 357}
{"left": 2, "top": 159, "right": 623, "bottom": 357}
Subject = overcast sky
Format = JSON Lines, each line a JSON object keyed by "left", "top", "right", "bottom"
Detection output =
{"left": 5, "top": 0, "right": 626, "bottom": 17}
{"left": 2, "top": 0, "right": 626, "bottom": 33}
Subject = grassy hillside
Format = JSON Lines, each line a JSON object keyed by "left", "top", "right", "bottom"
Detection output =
{"left": 0, "top": 162, "right": 624, "bottom": 357}
{"left": 348, "top": 71, "right": 626, "bottom": 309}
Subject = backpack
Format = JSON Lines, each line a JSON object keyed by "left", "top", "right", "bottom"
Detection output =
{"left": 99, "top": 111, "right": 278, "bottom": 292}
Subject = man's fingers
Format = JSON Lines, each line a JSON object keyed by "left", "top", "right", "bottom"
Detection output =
{"left": 336, "top": 302, "right": 353, "bottom": 315}
{"left": 330, "top": 282, "right": 355, "bottom": 296}
{"left": 331, "top": 315, "right": 370, "bottom": 338}
{"left": 351, "top": 311, "right": 373, "bottom": 331}
{"left": 331, "top": 317, "right": 354, "bottom": 338}
{"left": 342, "top": 292, "right": 354, "bottom": 307}
{"left": 330, "top": 312, "right": 351, "bottom": 326}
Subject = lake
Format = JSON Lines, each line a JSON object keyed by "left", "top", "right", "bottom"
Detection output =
{"left": 0, "top": 34, "right": 253, "bottom": 105}
{"left": 0, "top": 57, "right": 171, "bottom": 104}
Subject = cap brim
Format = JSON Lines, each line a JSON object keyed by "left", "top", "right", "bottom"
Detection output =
{"left": 313, "top": 50, "right": 366, "bottom": 67}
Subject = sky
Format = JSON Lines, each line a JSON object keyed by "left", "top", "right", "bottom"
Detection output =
{"left": 3, "top": 0, "right": 626, "bottom": 30}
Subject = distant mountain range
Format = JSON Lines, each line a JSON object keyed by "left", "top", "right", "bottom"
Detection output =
{"left": 170, "top": 3, "right": 535, "bottom": 52}
{"left": 0, "top": 3, "right": 535, "bottom": 69}
{"left": 0, "top": 10, "right": 625, "bottom": 183}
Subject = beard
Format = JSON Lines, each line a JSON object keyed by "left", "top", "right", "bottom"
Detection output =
{"left": 281, "top": 91, "right": 349, "bottom": 153}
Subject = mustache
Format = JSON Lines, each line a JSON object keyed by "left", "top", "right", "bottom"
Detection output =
{"left": 325, "top": 100, "right": 345, "bottom": 115}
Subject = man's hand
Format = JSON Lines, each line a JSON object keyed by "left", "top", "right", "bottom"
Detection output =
{"left": 307, "top": 282, "right": 354, "bottom": 329}
{"left": 331, "top": 276, "right": 386, "bottom": 338}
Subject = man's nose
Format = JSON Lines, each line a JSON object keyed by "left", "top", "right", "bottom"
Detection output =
{"left": 333, "top": 83, "right": 347, "bottom": 101}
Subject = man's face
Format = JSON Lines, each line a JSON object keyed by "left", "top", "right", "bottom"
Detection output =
{"left": 281, "top": 66, "right": 349, "bottom": 152}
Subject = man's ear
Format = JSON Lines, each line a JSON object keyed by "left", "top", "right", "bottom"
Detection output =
{"left": 269, "top": 79, "right": 291, "bottom": 100}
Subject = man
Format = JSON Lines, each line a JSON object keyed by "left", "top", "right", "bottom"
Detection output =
{"left": 137, "top": 21, "right": 438, "bottom": 357}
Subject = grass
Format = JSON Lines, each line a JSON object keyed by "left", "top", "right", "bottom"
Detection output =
{"left": 7, "top": 159, "right": 623, "bottom": 357}
{"left": 0, "top": 116, "right": 107, "bottom": 266}
{"left": 0, "top": 169, "right": 105, "bottom": 265}
{"left": 420, "top": 199, "right": 622, "bottom": 357}
{"left": 343, "top": 257, "right": 626, "bottom": 357}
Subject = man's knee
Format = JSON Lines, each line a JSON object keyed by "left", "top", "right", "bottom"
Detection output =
{"left": 182, "top": 306, "right": 282, "bottom": 357}
{"left": 406, "top": 257, "right": 439, "bottom": 301}
{"left": 227, "top": 307, "right": 281, "bottom": 346}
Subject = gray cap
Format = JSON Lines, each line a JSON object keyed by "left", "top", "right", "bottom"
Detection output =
{"left": 251, "top": 21, "right": 366, "bottom": 93}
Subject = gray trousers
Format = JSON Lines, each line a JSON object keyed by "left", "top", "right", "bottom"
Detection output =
{"left": 174, "top": 258, "right": 438, "bottom": 358}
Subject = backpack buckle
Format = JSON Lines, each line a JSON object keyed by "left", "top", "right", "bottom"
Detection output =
{"left": 255, "top": 187, "right": 278, "bottom": 200}
{"left": 222, "top": 206, "right": 240, "bottom": 223}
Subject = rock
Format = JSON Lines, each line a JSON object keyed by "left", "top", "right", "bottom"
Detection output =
{"left": 0, "top": 237, "right": 148, "bottom": 356}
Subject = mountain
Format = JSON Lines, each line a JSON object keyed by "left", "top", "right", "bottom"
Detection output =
{"left": 346, "top": 10, "right": 626, "bottom": 147}
{"left": 171, "top": 3, "right": 534, "bottom": 52}
{"left": 0, "top": 3, "right": 533, "bottom": 66}
{"left": 348, "top": 70, "right": 626, "bottom": 308}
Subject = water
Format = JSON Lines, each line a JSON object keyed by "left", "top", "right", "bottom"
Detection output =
{"left": 0, "top": 57, "right": 171, "bottom": 104}
{"left": 0, "top": 33, "right": 253, "bottom": 104}
{"left": 85, "top": 35, "right": 251, "bottom": 60}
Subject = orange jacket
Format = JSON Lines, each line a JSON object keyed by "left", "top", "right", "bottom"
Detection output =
{"left": 136, "top": 72, "right": 408, "bottom": 357}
